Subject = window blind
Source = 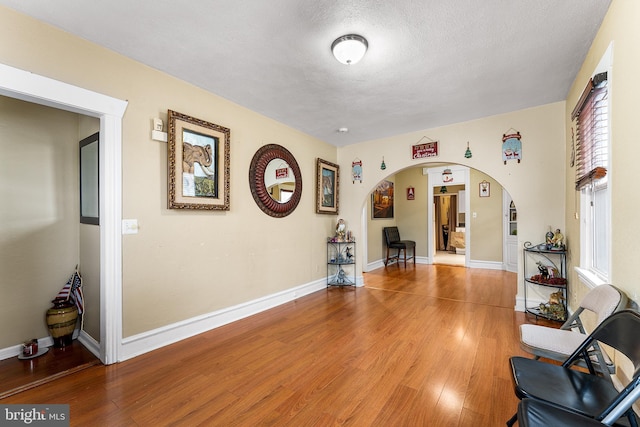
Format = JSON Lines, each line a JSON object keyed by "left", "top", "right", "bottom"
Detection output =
{"left": 572, "top": 72, "right": 608, "bottom": 191}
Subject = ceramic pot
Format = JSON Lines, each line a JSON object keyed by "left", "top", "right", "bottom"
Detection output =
{"left": 46, "top": 298, "right": 78, "bottom": 348}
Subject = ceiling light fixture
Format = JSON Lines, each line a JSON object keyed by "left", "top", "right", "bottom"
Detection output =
{"left": 331, "top": 34, "right": 368, "bottom": 65}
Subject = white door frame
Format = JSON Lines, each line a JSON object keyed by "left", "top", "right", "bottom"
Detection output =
{"left": 426, "top": 166, "right": 470, "bottom": 265}
{"left": 0, "top": 63, "right": 127, "bottom": 364}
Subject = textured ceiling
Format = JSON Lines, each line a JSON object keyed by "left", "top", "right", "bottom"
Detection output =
{"left": 0, "top": 0, "right": 611, "bottom": 146}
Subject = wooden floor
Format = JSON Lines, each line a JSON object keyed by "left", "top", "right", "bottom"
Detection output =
{"left": 1, "top": 264, "right": 543, "bottom": 426}
{"left": 0, "top": 341, "right": 100, "bottom": 399}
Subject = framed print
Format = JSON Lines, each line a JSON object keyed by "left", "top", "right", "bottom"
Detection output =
{"left": 168, "top": 110, "right": 230, "bottom": 210}
{"left": 80, "top": 132, "right": 99, "bottom": 225}
{"left": 479, "top": 180, "right": 490, "bottom": 197}
{"left": 316, "top": 158, "right": 339, "bottom": 214}
{"left": 372, "top": 180, "right": 394, "bottom": 219}
{"left": 407, "top": 187, "right": 415, "bottom": 200}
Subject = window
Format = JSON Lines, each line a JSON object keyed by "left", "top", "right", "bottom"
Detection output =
{"left": 573, "top": 72, "right": 609, "bottom": 280}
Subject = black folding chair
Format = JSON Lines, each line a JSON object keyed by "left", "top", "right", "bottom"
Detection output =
{"left": 517, "top": 399, "right": 632, "bottom": 427}
{"left": 507, "top": 310, "right": 640, "bottom": 427}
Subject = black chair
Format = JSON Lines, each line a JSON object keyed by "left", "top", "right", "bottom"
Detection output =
{"left": 383, "top": 226, "right": 415, "bottom": 267}
{"left": 517, "top": 399, "right": 631, "bottom": 427}
{"left": 507, "top": 309, "right": 640, "bottom": 427}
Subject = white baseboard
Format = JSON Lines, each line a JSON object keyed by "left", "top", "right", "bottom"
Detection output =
{"left": 1, "top": 277, "right": 350, "bottom": 363}
{"left": 468, "top": 260, "right": 503, "bottom": 270}
{"left": 78, "top": 330, "right": 100, "bottom": 360}
{"left": 0, "top": 330, "right": 85, "bottom": 361}
{"left": 119, "top": 277, "right": 328, "bottom": 362}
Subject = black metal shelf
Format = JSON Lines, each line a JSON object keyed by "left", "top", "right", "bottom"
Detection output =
{"left": 327, "top": 240, "right": 356, "bottom": 287}
{"left": 523, "top": 242, "right": 567, "bottom": 322}
{"left": 525, "top": 305, "right": 566, "bottom": 322}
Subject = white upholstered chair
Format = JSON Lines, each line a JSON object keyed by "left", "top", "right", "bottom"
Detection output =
{"left": 520, "top": 284, "right": 627, "bottom": 376}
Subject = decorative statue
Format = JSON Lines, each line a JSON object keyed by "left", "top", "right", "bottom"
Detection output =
{"left": 552, "top": 229, "right": 564, "bottom": 249}
{"left": 545, "top": 228, "right": 554, "bottom": 247}
{"left": 536, "top": 261, "right": 549, "bottom": 280}
{"left": 336, "top": 219, "right": 346, "bottom": 241}
{"left": 539, "top": 290, "right": 566, "bottom": 321}
{"left": 346, "top": 246, "right": 353, "bottom": 260}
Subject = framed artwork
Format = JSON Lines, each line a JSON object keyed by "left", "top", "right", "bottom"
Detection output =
{"left": 167, "top": 110, "right": 230, "bottom": 210}
{"left": 372, "top": 180, "right": 394, "bottom": 219}
{"left": 316, "top": 158, "right": 339, "bottom": 214}
{"left": 479, "top": 180, "right": 490, "bottom": 197}
{"left": 407, "top": 187, "right": 415, "bottom": 200}
{"left": 79, "top": 132, "right": 99, "bottom": 225}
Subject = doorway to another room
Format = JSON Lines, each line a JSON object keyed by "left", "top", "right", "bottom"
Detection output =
{"left": 427, "top": 165, "right": 470, "bottom": 267}
{"left": 433, "top": 190, "right": 465, "bottom": 267}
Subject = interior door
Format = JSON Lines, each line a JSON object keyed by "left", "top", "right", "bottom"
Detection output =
{"left": 503, "top": 189, "right": 518, "bottom": 272}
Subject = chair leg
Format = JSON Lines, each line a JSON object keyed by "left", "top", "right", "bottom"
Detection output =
{"left": 506, "top": 412, "right": 517, "bottom": 427}
{"left": 384, "top": 247, "right": 390, "bottom": 266}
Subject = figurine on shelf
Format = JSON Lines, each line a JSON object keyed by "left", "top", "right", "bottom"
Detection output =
{"left": 536, "top": 261, "right": 549, "bottom": 280}
{"left": 551, "top": 228, "right": 564, "bottom": 249}
{"left": 336, "top": 219, "right": 346, "bottom": 242}
{"left": 538, "top": 290, "right": 566, "bottom": 320}
{"left": 346, "top": 246, "right": 353, "bottom": 260}
{"left": 545, "top": 228, "right": 554, "bottom": 249}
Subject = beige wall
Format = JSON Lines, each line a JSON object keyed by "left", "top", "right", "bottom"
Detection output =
{"left": 0, "top": 96, "right": 80, "bottom": 348}
{"left": 563, "top": 0, "right": 640, "bottom": 382}
{"left": 564, "top": 0, "right": 640, "bottom": 304}
{"left": 0, "top": 7, "right": 337, "bottom": 340}
{"left": 341, "top": 102, "right": 566, "bottom": 298}
{"left": 469, "top": 169, "right": 503, "bottom": 262}
{"left": 366, "top": 167, "right": 505, "bottom": 265}
{"left": 396, "top": 168, "right": 428, "bottom": 258}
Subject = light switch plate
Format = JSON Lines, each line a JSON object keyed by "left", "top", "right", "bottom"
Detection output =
{"left": 122, "top": 219, "right": 139, "bottom": 235}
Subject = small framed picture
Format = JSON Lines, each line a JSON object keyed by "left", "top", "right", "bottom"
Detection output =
{"left": 406, "top": 186, "right": 415, "bottom": 200}
{"left": 479, "top": 180, "right": 490, "bottom": 197}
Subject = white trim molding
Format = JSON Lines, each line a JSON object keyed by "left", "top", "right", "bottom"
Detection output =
{"left": 0, "top": 62, "right": 128, "bottom": 365}
{"left": 120, "top": 279, "right": 328, "bottom": 361}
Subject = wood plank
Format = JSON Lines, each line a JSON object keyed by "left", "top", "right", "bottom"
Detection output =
{"left": 1, "top": 264, "right": 541, "bottom": 426}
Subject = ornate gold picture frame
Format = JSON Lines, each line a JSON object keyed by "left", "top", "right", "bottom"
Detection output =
{"left": 167, "top": 110, "right": 230, "bottom": 210}
{"left": 316, "top": 158, "right": 339, "bottom": 215}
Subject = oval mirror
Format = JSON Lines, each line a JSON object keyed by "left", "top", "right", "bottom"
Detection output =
{"left": 249, "top": 144, "right": 302, "bottom": 217}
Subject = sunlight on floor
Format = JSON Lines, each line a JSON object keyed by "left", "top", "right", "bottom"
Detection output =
{"left": 433, "top": 250, "right": 465, "bottom": 266}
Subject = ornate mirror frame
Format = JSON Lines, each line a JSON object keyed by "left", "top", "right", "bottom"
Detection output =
{"left": 249, "top": 144, "right": 302, "bottom": 218}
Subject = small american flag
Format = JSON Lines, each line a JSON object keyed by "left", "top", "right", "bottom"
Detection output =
{"left": 56, "top": 268, "right": 84, "bottom": 315}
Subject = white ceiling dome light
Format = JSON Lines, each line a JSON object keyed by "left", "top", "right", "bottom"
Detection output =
{"left": 331, "top": 34, "right": 368, "bottom": 65}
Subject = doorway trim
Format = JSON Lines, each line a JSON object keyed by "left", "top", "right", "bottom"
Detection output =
{"left": 0, "top": 63, "right": 127, "bottom": 364}
{"left": 426, "top": 165, "right": 470, "bottom": 266}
